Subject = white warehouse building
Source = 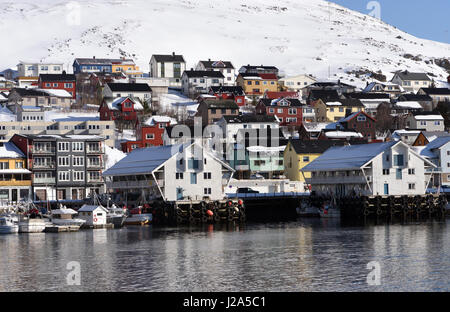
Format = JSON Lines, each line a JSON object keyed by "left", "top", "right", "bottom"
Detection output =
{"left": 302, "top": 141, "right": 436, "bottom": 197}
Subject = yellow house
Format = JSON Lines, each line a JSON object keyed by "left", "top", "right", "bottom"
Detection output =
{"left": 0, "top": 142, "right": 32, "bottom": 203}
{"left": 111, "top": 59, "right": 143, "bottom": 77}
{"left": 284, "top": 140, "right": 344, "bottom": 182}
{"left": 313, "top": 99, "right": 365, "bottom": 122}
{"left": 236, "top": 73, "right": 279, "bottom": 99}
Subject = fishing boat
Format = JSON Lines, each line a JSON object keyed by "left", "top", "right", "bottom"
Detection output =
{"left": 18, "top": 202, "right": 46, "bottom": 233}
{"left": 296, "top": 200, "right": 320, "bottom": 217}
{"left": 107, "top": 204, "right": 127, "bottom": 228}
{"left": 0, "top": 215, "right": 19, "bottom": 234}
{"left": 319, "top": 198, "right": 341, "bottom": 219}
{"left": 50, "top": 207, "right": 86, "bottom": 228}
{"left": 124, "top": 207, "right": 152, "bottom": 226}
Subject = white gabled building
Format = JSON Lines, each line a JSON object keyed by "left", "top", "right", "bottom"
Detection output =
{"left": 302, "top": 141, "right": 436, "bottom": 197}
{"left": 103, "top": 143, "right": 234, "bottom": 202}
{"left": 196, "top": 60, "right": 235, "bottom": 86}
{"left": 406, "top": 113, "right": 445, "bottom": 132}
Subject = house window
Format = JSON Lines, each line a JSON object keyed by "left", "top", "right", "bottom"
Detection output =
{"left": 383, "top": 169, "right": 390, "bottom": 175}
{"left": 73, "top": 156, "right": 84, "bottom": 167}
{"left": 394, "top": 155, "right": 404, "bottom": 166}
{"left": 339, "top": 107, "right": 344, "bottom": 112}
{"left": 408, "top": 168, "right": 415, "bottom": 175}
{"left": 72, "top": 142, "right": 84, "bottom": 152}
{"left": 357, "top": 115, "right": 366, "bottom": 122}
{"left": 64, "top": 83, "right": 73, "bottom": 88}
{"left": 330, "top": 108, "right": 334, "bottom": 112}
{"left": 303, "top": 156, "right": 310, "bottom": 162}
{"left": 408, "top": 183, "right": 415, "bottom": 190}
{"left": 190, "top": 173, "right": 197, "bottom": 184}
{"left": 58, "top": 171, "right": 70, "bottom": 181}
{"left": 58, "top": 142, "right": 69, "bottom": 152}
{"left": 203, "top": 172, "right": 212, "bottom": 180}
{"left": 58, "top": 157, "right": 69, "bottom": 167}
{"left": 204, "top": 188, "right": 212, "bottom": 195}
{"left": 269, "top": 108, "right": 275, "bottom": 113}
{"left": 188, "top": 158, "right": 199, "bottom": 169}
{"left": 146, "top": 134, "right": 155, "bottom": 140}
{"left": 396, "top": 169, "right": 402, "bottom": 180}
{"left": 277, "top": 108, "right": 283, "bottom": 114}
{"left": 176, "top": 173, "right": 184, "bottom": 180}
{"left": 73, "top": 171, "right": 85, "bottom": 181}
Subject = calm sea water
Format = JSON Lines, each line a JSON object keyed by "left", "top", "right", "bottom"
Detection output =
{"left": 0, "top": 219, "right": 449, "bottom": 292}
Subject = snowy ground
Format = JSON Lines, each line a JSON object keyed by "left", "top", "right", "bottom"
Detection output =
{"left": 44, "top": 110, "right": 99, "bottom": 122}
{"left": 104, "top": 145, "right": 126, "bottom": 171}
{"left": 1, "top": 0, "right": 449, "bottom": 88}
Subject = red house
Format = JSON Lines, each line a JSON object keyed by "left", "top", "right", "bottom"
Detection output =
{"left": 264, "top": 91, "right": 299, "bottom": 100}
{"left": 208, "top": 86, "right": 246, "bottom": 106}
{"left": 256, "top": 98, "right": 304, "bottom": 128}
{"left": 100, "top": 96, "right": 144, "bottom": 122}
{"left": 121, "top": 116, "right": 176, "bottom": 153}
{"left": 336, "top": 110, "right": 376, "bottom": 141}
{"left": 38, "top": 73, "right": 77, "bottom": 99}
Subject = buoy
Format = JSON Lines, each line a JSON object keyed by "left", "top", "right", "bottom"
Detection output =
{"left": 206, "top": 210, "right": 213, "bottom": 217}
{"left": 228, "top": 201, "right": 233, "bottom": 207}
{"left": 238, "top": 200, "right": 243, "bottom": 206}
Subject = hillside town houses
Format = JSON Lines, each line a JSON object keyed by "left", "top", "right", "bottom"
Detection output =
{"left": 0, "top": 52, "right": 449, "bottom": 206}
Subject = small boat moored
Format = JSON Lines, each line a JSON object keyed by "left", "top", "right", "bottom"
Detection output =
{"left": 0, "top": 215, "right": 19, "bottom": 234}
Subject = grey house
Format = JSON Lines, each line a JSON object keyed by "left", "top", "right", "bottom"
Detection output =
{"left": 10, "top": 134, "right": 106, "bottom": 202}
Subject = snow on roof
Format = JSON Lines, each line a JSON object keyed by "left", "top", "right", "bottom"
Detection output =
{"left": 103, "top": 143, "right": 190, "bottom": 176}
{"left": 324, "top": 131, "right": 363, "bottom": 138}
{"left": 144, "top": 115, "right": 178, "bottom": 126}
{"left": 0, "top": 142, "right": 26, "bottom": 158}
{"left": 104, "top": 146, "right": 126, "bottom": 171}
{"left": 36, "top": 89, "right": 72, "bottom": 98}
{"left": 424, "top": 136, "right": 450, "bottom": 150}
{"left": 395, "top": 101, "right": 422, "bottom": 109}
{"left": 325, "top": 101, "right": 342, "bottom": 106}
{"left": 393, "top": 129, "right": 421, "bottom": 135}
{"left": 51, "top": 208, "right": 78, "bottom": 215}
{"left": 107, "top": 97, "right": 144, "bottom": 111}
{"left": 65, "top": 135, "right": 104, "bottom": 140}
{"left": 302, "top": 141, "right": 397, "bottom": 171}
{"left": 303, "top": 123, "right": 330, "bottom": 132}
{"left": 44, "top": 110, "right": 99, "bottom": 122}
{"left": 79, "top": 205, "right": 108, "bottom": 212}
{"left": 246, "top": 145, "right": 286, "bottom": 154}
{"left": 0, "top": 169, "right": 31, "bottom": 174}
{"left": 414, "top": 115, "right": 444, "bottom": 121}
{"left": 0, "top": 106, "right": 16, "bottom": 122}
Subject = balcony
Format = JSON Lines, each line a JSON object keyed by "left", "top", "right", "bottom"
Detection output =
{"left": 106, "top": 180, "right": 156, "bottom": 189}
{"left": 33, "top": 163, "right": 56, "bottom": 169}
{"left": 32, "top": 147, "right": 56, "bottom": 154}
{"left": 306, "top": 175, "right": 369, "bottom": 185}
{"left": 33, "top": 177, "right": 56, "bottom": 184}
{"left": 86, "top": 148, "right": 103, "bottom": 154}
{"left": 87, "top": 177, "right": 104, "bottom": 183}
{"left": 87, "top": 162, "right": 104, "bottom": 169}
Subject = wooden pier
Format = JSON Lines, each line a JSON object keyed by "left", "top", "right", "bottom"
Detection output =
{"left": 44, "top": 225, "right": 81, "bottom": 233}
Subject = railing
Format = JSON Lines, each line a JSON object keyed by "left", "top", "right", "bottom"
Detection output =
{"left": 33, "top": 163, "right": 56, "bottom": 169}
{"left": 106, "top": 180, "right": 154, "bottom": 189}
{"left": 31, "top": 147, "right": 56, "bottom": 154}
{"left": 87, "top": 177, "right": 104, "bottom": 183}
{"left": 33, "top": 177, "right": 56, "bottom": 184}
{"left": 86, "top": 148, "right": 103, "bottom": 154}
{"left": 306, "top": 175, "right": 369, "bottom": 184}
{"left": 226, "top": 192, "right": 310, "bottom": 198}
{"left": 87, "top": 163, "right": 103, "bottom": 169}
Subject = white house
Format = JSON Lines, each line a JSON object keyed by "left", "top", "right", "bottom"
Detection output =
{"left": 363, "top": 82, "right": 404, "bottom": 97}
{"left": 280, "top": 74, "right": 317, "bottom": 95}
{"left": 103, "top": 83, "right": 152, "bottom": 104}
{"left": 418, "top": 88, "right": 450, "bottom": 106}
{"left": 103, "top": 143, "right": 234, "bottom": 202}
{"left": 149, "top": 53, "right": 186, "bottom": 88}
{"left": 420, "top": 136, "right": 450, "bottom": 187}
{"left": 17, "top": 61, "right": 64, "bottom": 77}
{"left": 181, "top": 70, "right": 224, "bottom": 98}
{"left": 78, "top": 205, "right": 108, "bottom": 226}
{"left": 302, "top": 141, "right": 436, "bottom": 197}
{"left": 196, "top": 60, "right": 235, "bottom": 86}
{"left": 406, "top": 113, "right": 445, "bottom": 132}
{"left": 391, "top": 71, "right": 431, "bottom": 93}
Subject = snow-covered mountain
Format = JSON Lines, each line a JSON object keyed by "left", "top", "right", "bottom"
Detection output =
{"left": 2, "top": 0, "right": 450, "bottom": 87}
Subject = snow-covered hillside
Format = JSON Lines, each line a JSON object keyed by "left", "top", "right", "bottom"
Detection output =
{"left": 1, "top": 0, "right": 450, "bottom": 87}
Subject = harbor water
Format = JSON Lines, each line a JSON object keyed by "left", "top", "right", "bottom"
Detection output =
{"left": 0, "top": 219, "right": 449, "bottom": 292}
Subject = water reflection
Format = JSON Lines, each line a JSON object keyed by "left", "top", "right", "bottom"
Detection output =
{"left": 0, "top": 220, "right": 448, "bottom": 292}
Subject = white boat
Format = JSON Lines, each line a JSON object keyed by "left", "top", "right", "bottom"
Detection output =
{"left": 19, "top": 218, "right": 46, "bottom": 233}
{"left": 0, "top": 215, "right": 19, "bottom": 234}
{"left": 319, "top": 199, "right": 341, "bottom": 219}
{"left": 107, "top": 204, "right": 127, "bottom": 228}
{"left": 50, "top": 207, "right": 86, "bottom": 227}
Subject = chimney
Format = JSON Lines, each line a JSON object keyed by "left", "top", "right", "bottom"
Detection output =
{"left": 208, "top": 58, "right": 211, "bottom": 62}
{"left": 191, "top": 68, "right": 193, "bottom": 71}
{"left": 93, "top": 56, "right": 96, "bottom": 59}
{"left": 172, "top": 52, "right": 175, "bottom": 57}
{"left": 62, "top": 70, "right": 67, "bottom": 75}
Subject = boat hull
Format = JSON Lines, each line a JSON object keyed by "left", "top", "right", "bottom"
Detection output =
{"left": 0, "top": 225, "right": 19, "bottom": 234}
{"left": 107, "top": 215, "right": 127, "bottom": 228}
{"left": 19, "top": 219, "right": 46, "bottom": 233}
{"left": 124, "top": 214, "right": 152, "bottom": 226}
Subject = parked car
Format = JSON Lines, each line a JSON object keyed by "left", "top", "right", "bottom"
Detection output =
{"left": 250, "top": 174, "right": 265, "bottom": 180}
{"left": 237, "top": 187, "right": 259, "bottom": 194}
